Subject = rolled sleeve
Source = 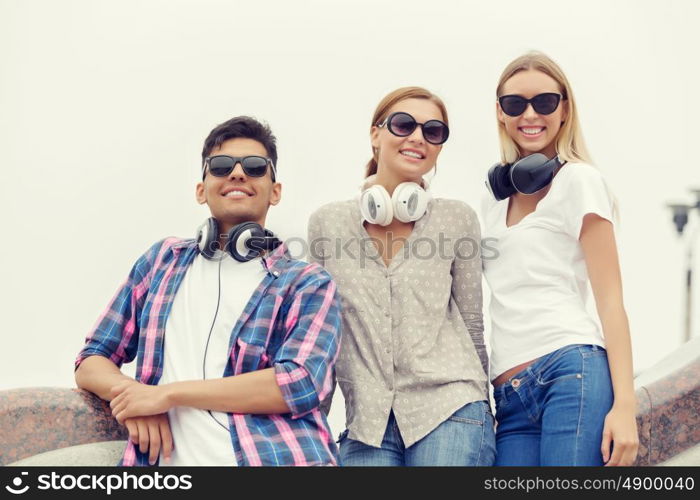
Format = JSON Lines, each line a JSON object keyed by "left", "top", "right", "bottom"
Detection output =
{"left": 272, "top": 267, "right": 341, "bottom": 418}
{"left": 274, "top": 363, "right": 320, "bottom": 418}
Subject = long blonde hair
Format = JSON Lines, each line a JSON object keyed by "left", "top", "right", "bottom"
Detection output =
{"left": 497, "top": 52, "right": 621, "bottom": 221}
{"left": 365, "top": 86, "right": 449, "bottom": 178}
{"left": 496, "top": 51, "right": 592, "bottom": 165}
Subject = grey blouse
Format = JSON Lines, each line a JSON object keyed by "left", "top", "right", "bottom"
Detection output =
{"left": 307, "top": 198, "right": 488, "bottom": 447}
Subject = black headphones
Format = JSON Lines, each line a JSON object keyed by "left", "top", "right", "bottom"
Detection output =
{"left": 196, "top": 218, "right": 281, "bottom": 262}
{"left": 485, "top": 153, "right": 563, "bottom": 201}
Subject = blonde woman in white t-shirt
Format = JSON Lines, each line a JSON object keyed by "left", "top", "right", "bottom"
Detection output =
{"left": 481, "top": 51, "right": 639, "bottom": 466}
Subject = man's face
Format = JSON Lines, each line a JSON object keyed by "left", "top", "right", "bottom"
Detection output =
{"left": 196, "top": 137, "right": 281, "bottom": 229}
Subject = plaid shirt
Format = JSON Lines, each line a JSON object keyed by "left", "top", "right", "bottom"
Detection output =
{"left": 76, "top": 237, "right": 341, "bottom": 466}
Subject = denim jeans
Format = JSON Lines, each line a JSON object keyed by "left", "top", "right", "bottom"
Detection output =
{"left": 493, "top": 344, "right": 614, "bottom": 466}
{"left": 338, "top": 400, "right": 496, "bottom": 466}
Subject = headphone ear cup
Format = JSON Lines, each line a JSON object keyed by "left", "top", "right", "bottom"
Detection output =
{"left": 392, "top": 182, "right": 430, "bottom": 223}
{"left": 196, "top": 218, "right": 220, "bottom": 259}
{"left": 510, "top": 153, "right": 557, "bottom": 195}
{"left": 359, "top": 184, "right": 393, "bottom": 226}
{"left": 227, "top": 222, "right": 266, "bottom": 262}
{"left": 486, "top": 163, "right": 515, "bottom": 201}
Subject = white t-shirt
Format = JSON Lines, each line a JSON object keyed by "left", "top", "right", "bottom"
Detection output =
{"left": 158, "top": 250, "right": 266, "bottom": 466}
{"left": 481, "top": 162, "right": 615, "bottom": 380}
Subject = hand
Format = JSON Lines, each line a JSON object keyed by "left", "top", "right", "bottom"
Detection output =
{"left": 109, "top": 380, "right": 172, "bottom": 424}
{"left": 123, "top": 414, "right": 174, "bottom": 465}
{"left": 601, "top": 405, "right": 639, "bottom": 466}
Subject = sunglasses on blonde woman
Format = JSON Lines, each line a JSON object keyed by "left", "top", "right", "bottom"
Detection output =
{"left": 498, "top": 93, "right": 564, "bottom": 117}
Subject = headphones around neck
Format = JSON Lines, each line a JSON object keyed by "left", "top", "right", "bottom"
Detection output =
{"left": 485, "top": 153, "right": 563, "bottom": 201}
{"left": 196, "top": 218, "right": 281, "bottom": 262}
{"left": 359, "top": 175, "right": 432, "bottom": 226}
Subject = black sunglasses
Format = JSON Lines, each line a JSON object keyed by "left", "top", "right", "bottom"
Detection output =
{"left": 203, "top": 155, "right": 277, "bottom": 182}
{"left": 498, "top": 93, "right": 564, "bottom": 117}
{"left": 377, "top": 112, "right": 449, "bottom": 145}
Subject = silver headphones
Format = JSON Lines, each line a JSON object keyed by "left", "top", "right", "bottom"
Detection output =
{"left": 358, "top": 175, "right": 432, "bottom": 226}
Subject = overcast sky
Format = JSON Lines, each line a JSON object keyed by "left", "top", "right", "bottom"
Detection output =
{"left": 1, "top": 0, "right": 698, "bottom": 437}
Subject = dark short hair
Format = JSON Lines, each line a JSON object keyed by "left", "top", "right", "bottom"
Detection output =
{"left": 201, "top": 116, "right": 278, "bottom": 181}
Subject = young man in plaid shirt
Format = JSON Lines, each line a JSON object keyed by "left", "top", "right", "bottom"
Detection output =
{"left": 75, "top": 116, "right": 341, "bottom": 466}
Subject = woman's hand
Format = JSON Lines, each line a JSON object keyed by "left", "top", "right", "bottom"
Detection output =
{"left": 109, "top": 380, "right": 172, "bottom": 424}
{"left": 601, "top": 404, "right": 639, "bottom": 466}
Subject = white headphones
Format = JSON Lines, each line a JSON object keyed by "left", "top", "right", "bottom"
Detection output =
{"left": 359, "top": 175, "right": 432, "bottom": 226}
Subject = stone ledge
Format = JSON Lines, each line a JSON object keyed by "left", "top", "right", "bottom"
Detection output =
{"left": 0, "top": 387, "right": 126, "bottom": 466}
{"left": 1, "top": 337, "right": 698, "bottom": 466}
{"left": 8, "top": 441, "right": 126, "bottom": 467}
{"left": 633, "top": 336, "right": 700, "bottom": 465}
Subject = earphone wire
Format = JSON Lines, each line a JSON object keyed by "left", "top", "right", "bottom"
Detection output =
{"left": 202, "top": 250, "right": 230, "bottom": 432}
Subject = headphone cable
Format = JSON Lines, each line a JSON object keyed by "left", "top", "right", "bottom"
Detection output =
{"left": 202, "top": 252, "right": 230, "bottom": 432}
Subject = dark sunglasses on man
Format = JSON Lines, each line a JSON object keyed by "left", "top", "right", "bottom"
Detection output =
{"left": 498, "top": 92, "right": 565, "bottom": 117}
{"left": 202, "top": 155, "right": 277, "bottom": 182}
{"left": 377, "top": 111, "right": 450, "bottom": 145}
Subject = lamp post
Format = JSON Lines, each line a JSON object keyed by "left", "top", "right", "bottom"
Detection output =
{"left": 668, "top": 189, "right": 700, "bottom": 343}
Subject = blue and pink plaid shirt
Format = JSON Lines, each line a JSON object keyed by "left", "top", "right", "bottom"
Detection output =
{"left": 76, "top": 237, "right": 341, "bottom": 466}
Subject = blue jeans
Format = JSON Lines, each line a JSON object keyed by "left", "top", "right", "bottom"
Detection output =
{"left": 339, "top": 400, "right": 496, "bottom": 466}
{"left": 493, "top": 344, "right": 614, "bottom": 466}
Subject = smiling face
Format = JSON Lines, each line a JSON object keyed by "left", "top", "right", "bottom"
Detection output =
{"left": 497, "top": 69, "right": 569, "bottom": 159}
{"left": 195, "top": 137, "right": 281, "bottom": 234}
{"left": 370, "top": 97, "right": 444, "bottom": 186}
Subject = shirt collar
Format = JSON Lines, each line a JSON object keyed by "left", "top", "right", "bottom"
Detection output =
{"left": 171, "top": 238, "right": 194, "bottom": 252}
{"left": 260, "top": 241, "right": 292, "bottom": 278}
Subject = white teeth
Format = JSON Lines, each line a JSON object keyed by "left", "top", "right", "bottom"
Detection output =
{"left": 521, "top": 127, "right": 544, "bottom": 135}
{"left": 401, "top": 150, "right": 424, "bottom": 159}
{"left": 224, "top": 190, "right": 249, "bottom": 197}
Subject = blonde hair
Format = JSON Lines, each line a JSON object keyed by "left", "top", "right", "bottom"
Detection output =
{"left": 365, "top": 86, "right": 448, "bottom": 178}
{"left": 496, "top": 51, "right": 592, "bottom": 165}
{"left": 497, "top": 52, "right": 620, "bottom": 222}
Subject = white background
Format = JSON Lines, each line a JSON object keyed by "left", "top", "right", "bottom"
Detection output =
{"left": 2, "top": 0, "right": 699, "bottom": 438}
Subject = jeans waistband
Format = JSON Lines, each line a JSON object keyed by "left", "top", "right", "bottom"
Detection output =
{"left": 493, "top": 344, "right": 604, "bottom": 397}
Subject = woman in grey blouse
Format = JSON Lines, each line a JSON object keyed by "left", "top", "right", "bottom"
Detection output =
{"left": 307, "top": 87, "right": 495, "bottom": 466}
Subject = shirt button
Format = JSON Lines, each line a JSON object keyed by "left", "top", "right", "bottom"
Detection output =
{"left": 384, "top": 310, "right": 390, "bottom": 317}
{"left": 385, "top": 348, "right": 391, "bottom": 354}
